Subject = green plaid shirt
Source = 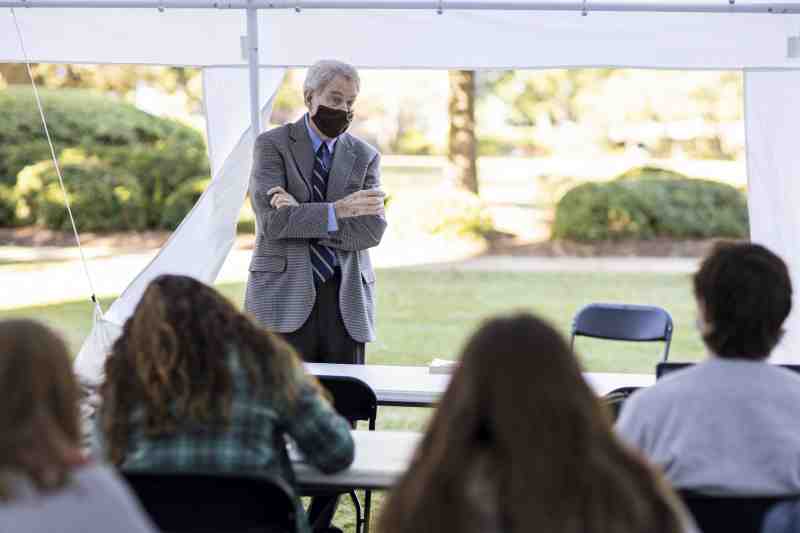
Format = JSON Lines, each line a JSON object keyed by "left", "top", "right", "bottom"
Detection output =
{"left": 103, "top": 351, "right": 355, "bottom": 533}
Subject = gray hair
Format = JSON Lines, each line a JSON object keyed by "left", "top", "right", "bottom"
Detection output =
{"left": 303, "top": 60, "right": 360, "bottom": 103}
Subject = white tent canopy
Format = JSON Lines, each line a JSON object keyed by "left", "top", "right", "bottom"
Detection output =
{"left": 2, "top": 4, "right": 800, "bottom": 69}
{"left": 1, "top": 0, "right": 800, "bottom": 380}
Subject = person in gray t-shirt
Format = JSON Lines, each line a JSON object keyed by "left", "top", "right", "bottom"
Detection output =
{"left": 617, "top": 242, "right": 800, "bottom": 496}
{"left": 0, "top": 319, "right": 155, "bottom": 533}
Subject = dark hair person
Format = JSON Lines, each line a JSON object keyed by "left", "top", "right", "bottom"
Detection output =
{"left": 98, "top": 274, "right": 354, "bottom": 533}
{"left": 693, "top": 241, "right": 791, "bottom": 360}
{"left": 618, "top": 242, "right": 800, "bottom": 496}
{"left": 379, "top": 313, "right": 692, "bottom": 533}
{"left": 0, "top": 319, "right": 155, "bottom": 533}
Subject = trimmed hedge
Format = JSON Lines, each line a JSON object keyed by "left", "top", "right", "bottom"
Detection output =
{"left": 552, "top": 169, "right": 748, "bottom": 241}
{"left": 160, "top": 176, "right": 210, "bottom": 230}
{"left": 421, "top": 186, "right": 495, "bottom": 238}
{"left": 0, "top": 87, "right": 209, "bottom": 229}
{"left": 616, "top": 166, "right": 687, "bottom": 181}
{"left": 16, "top": 155, "right": 147, "bottom": 232}
{"left": 0, "top": 184, "right": 17, "bottom": 227}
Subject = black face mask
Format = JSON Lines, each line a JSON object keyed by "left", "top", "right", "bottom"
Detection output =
{"left": 311, "top": 104, "right": 353, "bottom": 138}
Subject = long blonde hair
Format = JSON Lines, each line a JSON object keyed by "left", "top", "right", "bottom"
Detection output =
{"left": 379, "top": 313, "right": 686, "bottom": 533}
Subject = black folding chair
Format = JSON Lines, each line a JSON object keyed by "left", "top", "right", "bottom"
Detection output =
{"left": 571, "top": 303, "right": 673, "bottom": 419}
{"left": 570, "top": 303, "right": 674, "bottom": 361}
{"left": 122, "top": 470, "right": 298, "bottom": 533}
{"left": 316, "top": 375, "right": 378, "bottom": 533}
{"left": 679, "top": 490, "right": 798, "bottom": 533}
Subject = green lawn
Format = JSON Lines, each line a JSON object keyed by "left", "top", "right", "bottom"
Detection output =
{"left": 0, "top": 268, "right": 705, "bottom": 533}
{"left": 0, "top": 268, "right": 705, "bottom": 371}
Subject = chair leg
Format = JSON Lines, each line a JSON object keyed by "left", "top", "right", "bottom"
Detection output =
{"left": 364, "top": 489, "right": 372, "bottom": 533}
{"left": 349, "top": 489, "right": 363, "bottom": 533}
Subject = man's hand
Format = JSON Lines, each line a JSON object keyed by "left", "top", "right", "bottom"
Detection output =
{"left": 267, "top": 186, "right": 299, "bottom": 209}
{"left": 334, "top": 189, "right": 386, "bottom": 219}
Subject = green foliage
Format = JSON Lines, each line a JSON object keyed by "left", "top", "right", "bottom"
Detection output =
{"left": 393, "top": 129, "right": 436, "bottom": 155}
{"left": 552, "top": 170, "right": 748, "bottom": 241}
{"left": 616, "top": 166, "right": 687, "bottom": 181}
{"left": 0, "top": 87, "right": 209, "bottom": 228}
{"left": 101, "top": 139, "right": 209, "bottom": 227}
{"left": 160, "top": 176, "right": 210, "bottom": 230}
{"left": 420, "top": 187, "right": 495, "bottom": 239}
{"left": 236, "top": 218, "right": 256, "bottom": 235}
{"left": 0, "top": 184, "right": 17, "bottom": 227}
{"left": 16, "top": 154, "right": 147, "bottom": 232}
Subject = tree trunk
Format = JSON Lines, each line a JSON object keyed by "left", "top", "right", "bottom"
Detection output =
{"left": 447, "top": 70, "right": 479, "bottom": 194}
{"left": 0, "top": 64, "right": 31, "bottom": 85}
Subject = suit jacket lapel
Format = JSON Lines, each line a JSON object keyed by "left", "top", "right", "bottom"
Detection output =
{"left": 326, "top": 134, "right": 356, "bottom": 202}
{"left": 288, "top": 117, "right": 313, "bottom": 195}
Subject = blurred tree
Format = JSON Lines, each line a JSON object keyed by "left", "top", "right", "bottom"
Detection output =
{"left": 0, "top": 64, "right": 203, "bottom": 112}
{"left": 270, "top": 69, "right": 305, "bottom": 124}
{"left": 481, "top": 69, "right": 613, "bottom": 127}
{"left": 478, "top": 69, "right": 744, "bottom": 159}
{"left": 0, "top": 64, "right": 32, "bottom": 85}
{"left": 448, "top": 70, "right": 478, "bottom": 194}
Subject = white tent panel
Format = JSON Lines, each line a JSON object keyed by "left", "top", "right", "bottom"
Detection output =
{"left": 73, "top": 67, "right": 286, "bottom": 384}
{"left": 0, "top": 7, "right": 245, "bottom": 66}
{"left": 204, "top": 66, "right": 284, "bottom": 178}
{"left": 744, "top": 69, "right": 800, "bottom": 364}
{"left": 1, "top": 5, "right": 799, "bottom": 69}
{"left": 259, "top": 10, "right": 800, "bottom": 69}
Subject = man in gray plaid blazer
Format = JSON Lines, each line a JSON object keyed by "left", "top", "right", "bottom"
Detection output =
{"left": 245, "top": 60, "right": 386, "bottom": 367}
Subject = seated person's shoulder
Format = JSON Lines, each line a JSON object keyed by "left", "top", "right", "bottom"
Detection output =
{"left": 72, "top": 463, "right": 135, "bottom": 499}
{"left": 622, "top": 365, "right": 705, "bottom": 413}
{"left": 762, "top": 362, "right": 800, "bottom": 392}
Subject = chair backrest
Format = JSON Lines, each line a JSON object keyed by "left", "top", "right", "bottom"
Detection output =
{"left": 571, "top": 303, "right": 673, "bottom": 361}
{"left": 317, "top": 375, "right": 378, "bottom": 430}
{"left": 122, "top": 470, "right": 297, "bottom": 533}
{"left": 679, "top": 491, "right": 797, "bottom": 533}
{"left": 658, "top": 361, "right": 800, "bottom": 379}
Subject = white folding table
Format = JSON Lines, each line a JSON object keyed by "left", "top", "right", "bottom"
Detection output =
{"left": 306, "top": 362, "right": 655, "bottom": 407}
{"left": 292, "top": 430, "right": 421, "bottom": 490}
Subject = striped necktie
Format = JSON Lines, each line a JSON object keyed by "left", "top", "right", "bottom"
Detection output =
{"left": 310, "top": 143, "right": 337, "bottom": 286}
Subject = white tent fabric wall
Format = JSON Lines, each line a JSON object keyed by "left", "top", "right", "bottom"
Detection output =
{"left": 2, "top": 7, "right": 800, "bottom": 69}
{"left": 73, "top": 67, "right": 286, "bottom": 384}
{"left": 744, "top": 69, "right": 800, "bottom": 364}
{"left": 256, "top": 10, "right": 800, "bottom": 69}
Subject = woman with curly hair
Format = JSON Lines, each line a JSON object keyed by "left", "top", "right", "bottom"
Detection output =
{"left": 379, "top": 313, "right": 695, "bottom": 533}
{"left": 98, "top": 274, "right": 354, "bottom": 533}
{"left": 0, "top": 319, "right": 155, "bottom": 533}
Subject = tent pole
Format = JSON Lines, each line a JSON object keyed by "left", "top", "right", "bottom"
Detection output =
{"left": 247, "top": 0, "right": 261, "bottom": 143}
{"left": 2, "top": 0, "right": 800, "bottom": 13}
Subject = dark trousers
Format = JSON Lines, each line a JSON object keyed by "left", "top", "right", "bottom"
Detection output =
{"left": 279, "top": 271, "right": 364, "bottom": 531}
{"left": 280, "top": 271, "right": 365, "bottom": 364}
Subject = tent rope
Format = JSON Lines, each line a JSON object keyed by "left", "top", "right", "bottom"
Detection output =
{"left": 10, "top": 8, "right": 103, "bottom": 312}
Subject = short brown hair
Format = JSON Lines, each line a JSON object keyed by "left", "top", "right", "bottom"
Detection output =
{"left": 693, "top": 241, "right": 792, "bottom": 359}
{"left": 0, "top": 320, "right": 82, "bottom": 500}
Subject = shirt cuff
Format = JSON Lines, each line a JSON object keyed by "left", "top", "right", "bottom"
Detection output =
{"left": 327, "top": 203, "right": 339, "bottom": 232}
